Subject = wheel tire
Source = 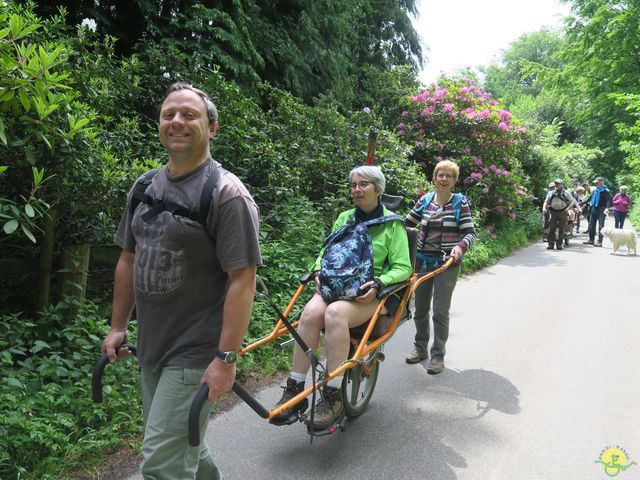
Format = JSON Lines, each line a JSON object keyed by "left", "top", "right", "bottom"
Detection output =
{"left": 341, "top": 347, "right": 380, "bottom": 418}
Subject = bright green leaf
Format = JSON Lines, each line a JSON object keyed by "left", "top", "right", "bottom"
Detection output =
{"left": 24, "top": 203, "right": 35, "bottom": 218}
{"left": 18, "top": 89, "right": 31, "bottom": 112}
{"left": 3, "top": 219, "right": 19, "bottom": 234}
{"left": 21, "top": 223, "right": 36, "bottom": 243}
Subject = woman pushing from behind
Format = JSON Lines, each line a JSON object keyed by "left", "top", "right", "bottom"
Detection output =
{"left": 405, "top": 159, "right": 476, "bottom": 374}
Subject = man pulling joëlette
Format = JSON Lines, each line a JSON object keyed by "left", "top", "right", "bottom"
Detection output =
{"left": 102, "top": 82, "right": 261, "bottom": 480}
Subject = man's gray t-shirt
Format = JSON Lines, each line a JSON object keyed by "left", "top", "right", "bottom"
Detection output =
{"left": 115, "top": 159, "right": 261, "bottom": 372}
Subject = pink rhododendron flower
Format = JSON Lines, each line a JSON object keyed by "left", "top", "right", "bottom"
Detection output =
{"left": 434, "top": 88, "right": 448, "bottom": 99}
{"left": 487, "top": 224, "right": 495, "bottom": 231}
{"left": 498, "top": 122, "right": 509, "bottom": 131}
{"left": 397, "top": 130, "right": 405, "bottom": 136}
{"left": 443, "top": 103, "right": 454, "bottom": 112}
{"left": 502, "top": 170, "right": 510, "bottom": 176}
{"left": 482, "top": 187, "right": 490, "bottom": 193}
{"left": 362, "top": 107, "right": 371, "bottom": 113}
{"left": 464, "top": 147, "right": 471, "bottom": 154}
{"left": 482, "top": 167, "right": 489, "bottom": 173}
{"left": 415, "top": 141, "right": 424, "bottom": 148}
{"left": 490, "top": 233, "right": 497, "bottom": 239}
{"left": 401, "top": 111, "right": 409, "bottom": 117}
{"left": 473, "top": 157, "right": 483, "bottom": 166}
{"left": 498, "top": 110, "right": 512, "bottom": 122}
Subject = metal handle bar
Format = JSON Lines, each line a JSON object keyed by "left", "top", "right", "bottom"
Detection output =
{"left": 92, "top": 343, "right": 137, "bottom": 403}
{"left": 92, "top": 343, "right": 269, "bottom": 447}
{"left": 188, "top": 382, "right": 269, "bottom": 446}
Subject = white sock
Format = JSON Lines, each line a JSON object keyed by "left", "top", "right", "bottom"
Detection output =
{"left": 290, "top": 372, "right": 306, "bottom": 383}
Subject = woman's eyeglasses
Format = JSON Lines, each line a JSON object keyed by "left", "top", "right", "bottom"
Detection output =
{"left": 349, "top": 181, "right": 373, "bottom": 190}
{"left": 435, "top": 173, "right": 454, "bottom": 179}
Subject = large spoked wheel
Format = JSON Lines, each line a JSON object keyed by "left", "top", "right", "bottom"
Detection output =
{"left": 341, "top": 346, "right": 380, "bottom": 418}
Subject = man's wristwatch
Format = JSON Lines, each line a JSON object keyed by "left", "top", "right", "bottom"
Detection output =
{"left": 215, "top": 350, "right": 238, "bottom": 365}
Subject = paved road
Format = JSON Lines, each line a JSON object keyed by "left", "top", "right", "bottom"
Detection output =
{"left": 126, "top": 220, "right": 640, "bottom": 480}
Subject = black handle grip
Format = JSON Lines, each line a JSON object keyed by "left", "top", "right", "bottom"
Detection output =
{"left": 188, "top": 381, "right": 270, "bottom": 447}
{"left": 92, "top": 343, "right": 137, "bottom": 403}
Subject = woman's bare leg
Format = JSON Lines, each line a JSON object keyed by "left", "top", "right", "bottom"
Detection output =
{"left": 291, "top": 293, "right": 327, "bottom": 375}
{"left": 323, "top": 300, "right": 381, "bottom": 372}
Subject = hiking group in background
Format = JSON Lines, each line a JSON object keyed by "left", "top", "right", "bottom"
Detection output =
{"left": 542, "top": 178, "right": 579, "bottom": 250}
{"left": 541, "top": 176, "right": 634, "bottom": 252}
{"left": 612, "top": 185, "right": 632, "bottom": 229}
{"left": 583, "top": 177, "right": 612, "bottom": 247}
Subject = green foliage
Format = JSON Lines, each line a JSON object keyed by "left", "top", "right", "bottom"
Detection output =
{"left": 397, "top": 77, "right": 532, "bottom": 223}
{"left": 483, "top": 28, "right": 566, "bottom": 108}
{"left": 0, "top": 301, "right": 142, "bottom": 479}
{"left": 0, "top": 2, "right": 96, "bottom": 243}
{"left": 354, "top": 64, "right": 420, "bottom": 128}
{"left": 611, "top": 93, "right": 640, "bottom": 194}
{"left": 531, "top": 1, "right": 640, "bottom": 180}
{"left": 32, "top": 0, "right": 423, "bottom": 109}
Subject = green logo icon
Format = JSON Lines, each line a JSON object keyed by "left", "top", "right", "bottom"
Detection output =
{"left": 594, "top": 446, "right": 637, "bottom": 477}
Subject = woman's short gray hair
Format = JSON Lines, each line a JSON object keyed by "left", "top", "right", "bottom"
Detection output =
{"left": 349, "top": 165, "right": 385, "bottom": 194}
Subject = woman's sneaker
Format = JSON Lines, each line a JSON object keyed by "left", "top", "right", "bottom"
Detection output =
{"left": 270, "top": 378, "right": 307, "bottom": 424}
{"left": 306, "top": 386, "right": 344, "bottom": 430}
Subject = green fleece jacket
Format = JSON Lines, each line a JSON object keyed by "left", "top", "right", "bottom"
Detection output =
{"left": 313, "top": 206, "right": 412, "bottom": 287}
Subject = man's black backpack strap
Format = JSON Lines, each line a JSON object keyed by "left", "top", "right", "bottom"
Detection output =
{"left": 198, "top": 166, "right": 227, "bottom": 226}
{"left": 130, "top": 168, "right": 160, "bottom": 215}
{"left": 128, "top": 166, "right": 228, "bottom": 229}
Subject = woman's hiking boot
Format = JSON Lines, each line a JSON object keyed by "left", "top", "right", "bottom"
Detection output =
{"left": 306, "top": 386, "right": 344, "bottom": 430}
{"left": 270, "top": 378, "right": 307, "bottom": 424}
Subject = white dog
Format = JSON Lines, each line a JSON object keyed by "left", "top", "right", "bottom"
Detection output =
{"left": 600, "top": 227, "right": 637, "bottom": 254}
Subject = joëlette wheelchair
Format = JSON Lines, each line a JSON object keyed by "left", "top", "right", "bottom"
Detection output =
{"left": 92, "top": 225, "right": 454, "bottom": 446}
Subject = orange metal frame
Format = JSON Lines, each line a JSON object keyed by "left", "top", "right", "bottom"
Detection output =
{"left": 237, "top": 257, "right": 454, "bottom": 422}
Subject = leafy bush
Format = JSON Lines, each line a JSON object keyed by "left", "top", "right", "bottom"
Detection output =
{"left": 0, "top": 301, "right": 142, "bottom": 479}
{"left": 396, "top": 76, "right": 533, "bottom": 224}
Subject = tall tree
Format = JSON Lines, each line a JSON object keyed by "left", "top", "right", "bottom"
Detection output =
{"left": 552, "top": 0, "right": 640, "bottom": 180}
{"left": 27, "top": 0, "right": 423, "bottom": 107}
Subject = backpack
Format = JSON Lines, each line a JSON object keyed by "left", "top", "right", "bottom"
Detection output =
{"left": 548, "top": 189, "right": 570, "bottom": 211}
{"left": 414, "top": 191, "right": 468, "bottom": 269}
{"left": 318, "top": 214, "right": 402, "bottom": 303}
{"left": 416, "top": 191, "right": 466, "bottom": 223}
{"left": 129, "top": 166, "right": 227, "bottom": 229}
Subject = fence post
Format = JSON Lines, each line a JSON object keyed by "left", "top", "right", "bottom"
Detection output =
{"left": 36, "top": 208, "right": 57, "bottom": 312}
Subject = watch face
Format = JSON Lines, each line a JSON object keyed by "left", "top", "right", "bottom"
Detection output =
{"left": 225, "top": 351, "right": 237, "bottom": 364}
{"left": 218, "top": 351, "right": 237, "bottom": 364}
